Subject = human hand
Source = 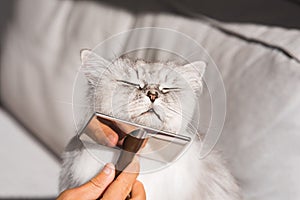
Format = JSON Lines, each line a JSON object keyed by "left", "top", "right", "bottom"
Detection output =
{"left": 85, "top": 117, "right": 119, "bottom": 147}
{"left": 57, "top": 161, "right": 145, "bottom": 200}
{"left": 85, "top": 117, "right": 138, "bottom": 147}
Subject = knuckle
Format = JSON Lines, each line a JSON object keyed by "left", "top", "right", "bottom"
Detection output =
{"left": 58, "top": 189, "right": 75, "bottom": 200}
{"left": 90, "top": 178, "right": 107, "bottom": 190}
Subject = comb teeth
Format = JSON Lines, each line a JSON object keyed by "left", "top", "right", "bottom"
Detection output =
{"left": 78, "top": 112, "right": 194, "bottom": 174}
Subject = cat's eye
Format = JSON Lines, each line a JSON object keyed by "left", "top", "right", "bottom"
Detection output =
{"left": 117, "top": 80, "right": 146, "bottom": 90}
{"left": 116, "top": 80, "right": 139, "bottom": 88}
{"left": 138, "top": 83, "right": 146, "bottom": 90}
{"left": 159, "top": 86, "right": 180, "bottom": 94}
{"left": 161, "top": 88, "right": 172, "bottom": 94}
{"left": 161, "top": 89, "right": 169, "bottom": 94}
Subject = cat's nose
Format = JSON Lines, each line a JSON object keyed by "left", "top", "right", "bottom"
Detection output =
{"left": 147, "top": 91, "right": 158, "bottom": 102}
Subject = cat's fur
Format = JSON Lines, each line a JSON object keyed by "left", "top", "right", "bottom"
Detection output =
{"left": 59, "top": 50, "right": 241, "bottom": 199}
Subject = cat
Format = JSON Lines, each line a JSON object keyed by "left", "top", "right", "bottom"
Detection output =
{"left": 59, "top": 49, "right": 241, "bottom": 200}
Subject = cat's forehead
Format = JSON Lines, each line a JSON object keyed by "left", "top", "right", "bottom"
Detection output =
{"left": 134, "top": 61, "right": 179, "bottom": 82}
{"left": 133, "top": 60, "right": 174, "bottom": 73}
{"left": 137, "top": 62, "right": 164, "bottom": 74}
{"left": 112, "top": 58, "right": 184, "bottom": 85}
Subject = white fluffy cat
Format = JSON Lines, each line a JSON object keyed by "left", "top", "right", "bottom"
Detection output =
{"left": 59, "top": 49, "right": 241, "bottom": 199}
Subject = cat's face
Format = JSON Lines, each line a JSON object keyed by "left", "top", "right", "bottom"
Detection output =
{"left": 81, "top": 50, "right": 205, "bottom": 133}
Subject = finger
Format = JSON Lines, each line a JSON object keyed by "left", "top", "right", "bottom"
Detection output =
{"left": 57, "top": 189, "right": 75, "bottom": 200}
{"left": 130, "top": 180, "right": 146, "bottom": 200}
{"left": 75, "top": 163, "right": 115, "bottom": 199}
{"left": 115, "top": 121, "right": 137, "bottom": 133}
{"left": 102, "top": 159, "right": 140, "bottom": 200}
{"left": 98, "top": 120, "right": 119, "bottom": 146}
{"left": 86, "top": 118, "right": 118, "bottom": 146}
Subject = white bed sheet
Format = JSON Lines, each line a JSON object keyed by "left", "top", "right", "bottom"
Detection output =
{"left": 0, "top": 108, "right": 60, "bottom": 197}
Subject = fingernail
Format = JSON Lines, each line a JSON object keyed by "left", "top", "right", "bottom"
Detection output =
{"left": 103, "top": 163, "right": 114, "bottom": 175}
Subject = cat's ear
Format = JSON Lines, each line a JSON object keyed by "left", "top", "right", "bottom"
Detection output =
{"left": 80, "top": 49, "right": 110, "bottom": 85}
{"left": 80, "top": 49, "right": 92, "bottom": 64}
{"left": 177, "top": 61, "right": 206, "bottom": 93}
{"left": 183, "top": 61, "right": 206, "bottom": 79}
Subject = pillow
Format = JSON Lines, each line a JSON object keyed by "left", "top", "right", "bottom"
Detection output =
{"left": 0, "top": 0, "right": 134, "bottom": 155}
{"left": 130, "top": 14, "right": 300, "bottom": 199}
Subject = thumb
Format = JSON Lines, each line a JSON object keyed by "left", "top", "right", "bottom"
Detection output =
{"left": 75, "top": 163, "right": 115, "bottom": 199}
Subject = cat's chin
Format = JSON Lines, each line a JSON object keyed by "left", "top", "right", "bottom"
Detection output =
{"left": 132, "top": 112, "right": 165, "bottom": 131}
